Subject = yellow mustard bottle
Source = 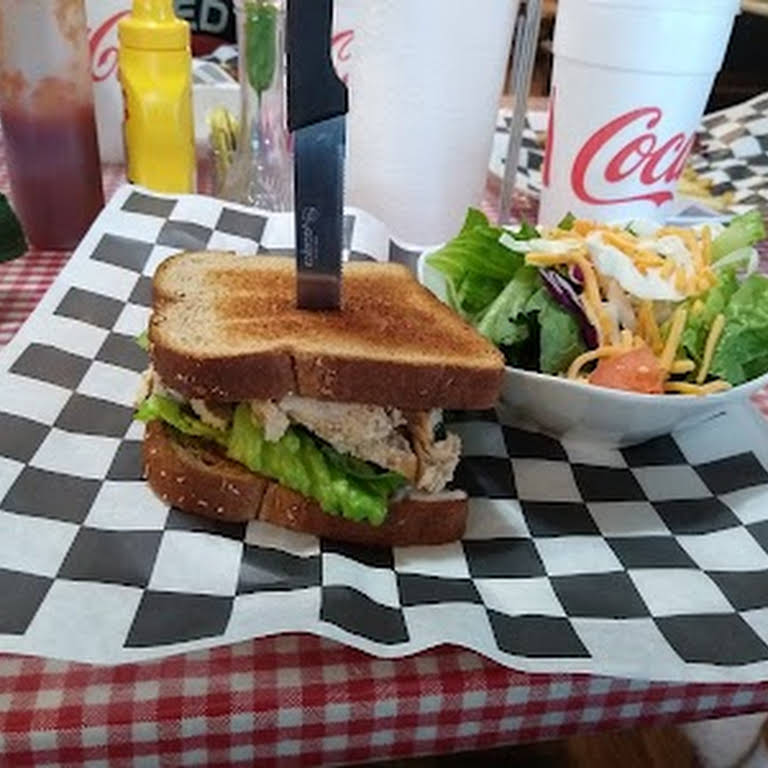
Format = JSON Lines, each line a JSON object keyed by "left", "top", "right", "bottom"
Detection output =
{"left": 118, "top": 0, "right": 195, "bottom": 193}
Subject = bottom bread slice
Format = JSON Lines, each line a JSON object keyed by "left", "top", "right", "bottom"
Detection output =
{"left": 143, "top": 421, "right": 468, "bottom": 546}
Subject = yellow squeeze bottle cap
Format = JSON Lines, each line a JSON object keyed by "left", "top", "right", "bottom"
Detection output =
{"left": 118, "top": 0, "right": 190, "bottom": 51}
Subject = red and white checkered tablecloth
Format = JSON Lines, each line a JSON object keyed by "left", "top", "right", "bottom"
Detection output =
{"left": 3, "top": 136, "right": 768, "bottom": 767}
{"left": 3, "top": 635, "right": 768, "bottom": 767}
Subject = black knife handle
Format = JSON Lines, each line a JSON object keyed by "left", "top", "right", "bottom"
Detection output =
{"left": 287, "top": 0, "right": 348, "bottom": 131}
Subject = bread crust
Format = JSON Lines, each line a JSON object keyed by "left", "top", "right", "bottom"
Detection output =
{"left": 150, "top": 343, "right": 298, "bottom": 403}
{"left": 143, "top": 422, "right": 270, "bottom": 522}
{"left": 149, "top": 252, "right": 504, "bottom": 409}
{"left": 144, "top": 422, "right": 468, "bottom": 546}
{"left": 292, "top": 354, "right": 502, "bottom": 411}
{"left": 152, "top": 342, "right": 503, "bottom": 410}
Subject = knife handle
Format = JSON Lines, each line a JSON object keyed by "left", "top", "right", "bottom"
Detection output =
{"left": 287, "top": 0, "right": 348, "bottom": 131}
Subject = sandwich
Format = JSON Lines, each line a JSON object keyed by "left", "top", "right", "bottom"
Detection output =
{"left": 135, "top": 252, "right": 504, "bottom": 547}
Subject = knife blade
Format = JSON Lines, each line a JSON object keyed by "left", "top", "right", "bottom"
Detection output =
{"left": 287, "top": 0, "right": 348, "bottom": 310}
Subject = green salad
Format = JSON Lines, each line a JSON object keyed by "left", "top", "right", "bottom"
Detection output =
{"left": 427, "top": 209, "right": 768, "bottom": 395}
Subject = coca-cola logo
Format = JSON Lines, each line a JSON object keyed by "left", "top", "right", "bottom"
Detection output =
{"left": 89, "top": 10, "right": 130, "bottom": 83}
{"left": 331, "top": 29, "right": 354, "bottom": 83}
{"left": 88, "top": 15, "right": 355, "bottom": 84}
{"left": 571, "top": 106, "right": 695, "bottom": 207}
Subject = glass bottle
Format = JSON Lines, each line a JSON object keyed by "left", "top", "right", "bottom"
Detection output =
{"left": 0, "top": 0, "right": 105, "bottom": 250}
{"left": 222, "top": 0, "right": 293, "bottom": 211}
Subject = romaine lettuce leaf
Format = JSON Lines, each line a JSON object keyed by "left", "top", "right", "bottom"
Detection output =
{"left": 475, "top": 267, "right": 585, "bottom": 374}
{"left": 428, "top": 208, "right": 521, "bottom": 283}
{"left": 228, "top": 404, "right": 404, "bottom": 526}
{"left": 427, "top": 209, "right": 525, "bottom": 320}
{"left": 477, "top": 265, "right": 539, "bottom": 345}
{"left": 681, "top": 268, "right": 739, "bottom": 364}
{"left": 456, "top": 271, "right": 505, "bottom": 318}
{"left": 526, "top": 288, "right": 587, "bottom": 375}
{"left": 136, "top": 394, "right": 229, "bottom": 446}
{"left": 510, "top": 220, "right": 540, "bottom": 241}
{"left": 710, "top": 274, "right": 768, "bottom": 385}
{"left": 711, "top": 210, "right": 766, "bottom": 262}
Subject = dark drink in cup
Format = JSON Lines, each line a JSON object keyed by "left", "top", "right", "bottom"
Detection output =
{"left": 0, "top": 0, "right": 104, "bottom": 250}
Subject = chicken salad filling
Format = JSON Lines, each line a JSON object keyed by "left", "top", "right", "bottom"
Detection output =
{"left": 135, "top": 368, "right": 462, "bottom": 525}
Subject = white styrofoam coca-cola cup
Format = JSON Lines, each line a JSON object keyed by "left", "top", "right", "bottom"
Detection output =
{"left": 538, "top": 0, "right": 740, "bottom": 227}
{"left": 332, "top": 0, "right": 363, "bottom": 82}
{"left": 85, "top": 0, "right": 131, "bottom": 164}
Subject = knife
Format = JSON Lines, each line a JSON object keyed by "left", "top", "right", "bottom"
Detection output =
{"left": 287, "top": 0, "right": 348, "bottom": 310}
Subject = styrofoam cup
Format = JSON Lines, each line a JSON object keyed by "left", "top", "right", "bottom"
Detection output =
{"left": 538, "top": 0, "right": 739, "bottom": 226}
{"left": 347, "top": 0, "right": 519, "bottom": 246}
{"left": 86, "top": 0, "right": 131, "bottom": 163}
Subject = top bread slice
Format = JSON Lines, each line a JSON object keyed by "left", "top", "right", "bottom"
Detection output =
{"left": 150, "top": 252, "right": 504, "bottom": 409}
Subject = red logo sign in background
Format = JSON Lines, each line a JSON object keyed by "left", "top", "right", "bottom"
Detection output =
{"left": 570, "top": 106, "right": 694, "bottom": 207}
{"left": 89, "top": 11, "right": 356, "bottom": 84}
{"left": 89, "top": 10, "right": 130, "bottom": 83}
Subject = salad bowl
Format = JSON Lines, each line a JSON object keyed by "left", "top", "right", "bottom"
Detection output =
{"left": 491, "top": 361, "right": 768, "bottom": 447}
{"left": 418, "top": 212, "right": 768, "bottom": 447}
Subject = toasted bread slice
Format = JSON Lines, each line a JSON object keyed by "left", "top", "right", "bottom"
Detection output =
{"left": 150, "top": 252, "right": 503, "bottom": 409}
{"left": 144, "top": 422, "right": 468, "bottom": 547}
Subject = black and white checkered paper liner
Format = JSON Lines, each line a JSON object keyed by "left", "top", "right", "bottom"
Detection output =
{"left": 489, "top": 110, "right": 545, "bottom": 197}
{"left": 692, "top": 92, "right": 768, "bottom": 216}
{"left": 493, "top": 91, "right": 768, "bottom": 217}
{"left": 194, "top": 45, "right": 239, "bottom": 85}
{"left": 2, "top": 186, "right": 768, "bottom": 681}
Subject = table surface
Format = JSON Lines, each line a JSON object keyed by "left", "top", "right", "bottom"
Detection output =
{"left": 743, "top": 0, "right": 768, "bottom": 17}
{"left": 543, "top": 1, "right": 767, "bottom": 16}
{"left": 2, "top": 139, "right": 768, "bottom": 768}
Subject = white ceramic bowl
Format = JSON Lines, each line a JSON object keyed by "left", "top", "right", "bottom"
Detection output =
{"left": 418, "top": 251, "right": 768, "bottom": 447}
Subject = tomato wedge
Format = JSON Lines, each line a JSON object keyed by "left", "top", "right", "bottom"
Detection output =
{"left": 589, "top": 346, "right": 665, "bottom": 394}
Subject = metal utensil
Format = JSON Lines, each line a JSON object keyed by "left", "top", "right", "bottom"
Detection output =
{"left": 286, "top": 0, "right": 348, "bottom": 309}
{"left": 499, "top": 0, "right": 542, "bottom": 226}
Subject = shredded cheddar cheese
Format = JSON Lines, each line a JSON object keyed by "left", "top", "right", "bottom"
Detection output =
{"left": 664, "top": 380, "right": 732, "bottom": 396}
{"left": 635, "top": 301, "right": 663, "bottom": 354}
{"left": 519, "top": 221, "right": 728, "bottom": 394}
{"left": 636, "top": 312, "right": 647, "bottom": 343}
{"left": 602, "top": 231, "right": 637, "bottom": 253}
{"left": 695, "top": 273, "right": 713, "bottom": 294}
{"left": 568, "top": 255, "right": 610, "bottom": 342}
{"left": 531, "top": 221, "right": 711, "bottom": 298}
{"left": 549, "top": 228, "right": 579, "bottom": 240}
{"left": 680, "top": 230, "right": 702, "bottom": 272}
{"left": 660, "top": 307, "right": 688, "bottom": 371}
{"left": 701, "top": 225, "right": 711, "bottom": 265}
{"left": 567, "top": 346, "right": 624, "bottom": 379}
{"left": 636, "top": 251, "right": 665, "bottom": 267}
{"left": 658, "top": 227, "right": 699, "bottom": 259}
{"left": 572, "top": 219, "right": 597, "bottom": 236}
{"left": 670, "top": 359, "right": 696, "bottom": 374}
{"left": 525, "top": 252, "right": 580, "bottom": 267}
{"left": 660, "top": 262, "right": 676, "bottom": 279}
{"left": 525, "top": 250, "right": 611, "bottom": 344}
{"left": 696, "top": 313, "right": 726, "bottom": 384}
